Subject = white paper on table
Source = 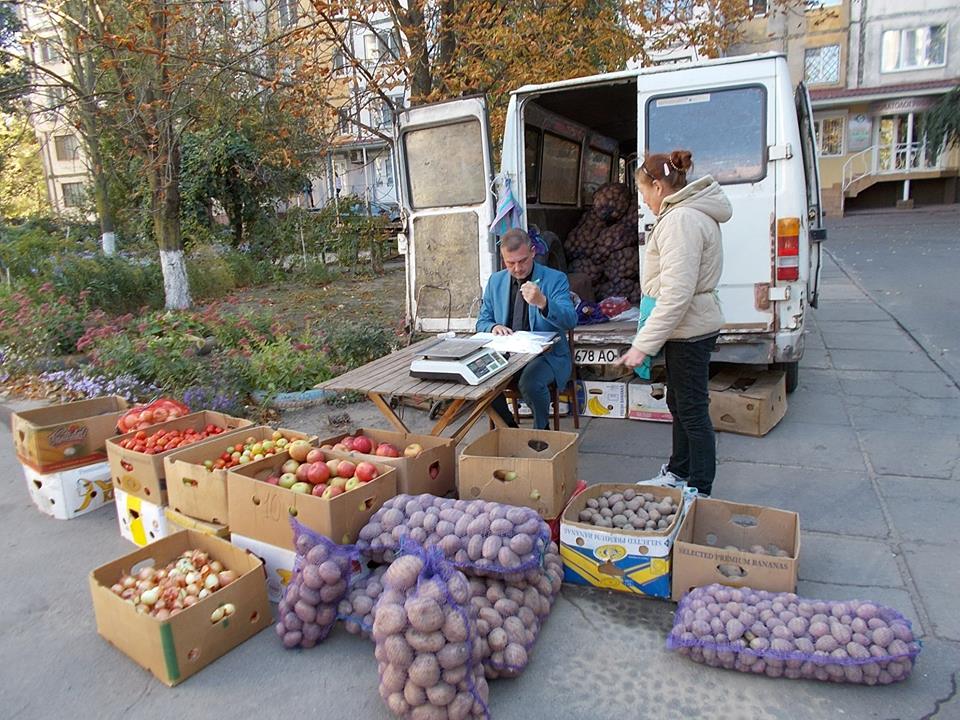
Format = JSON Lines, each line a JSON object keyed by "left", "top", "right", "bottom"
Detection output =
{"left": 470, "top": 331, "right": 557, "bottom": 354}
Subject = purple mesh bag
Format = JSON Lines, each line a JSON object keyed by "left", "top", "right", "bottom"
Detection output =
{"left": 275, "top": 518, "right": 357, "bottom": 649}
{"left": 667, "top": 584, "right": 921, "bottom": 684}
{"left": 357, "top": 494, "right": 551, "bottom": 579}
{"left": 372, "top": 538, "right": 490, "bottom": 719}
{"left": 338, "top": 564, "right": 388, "bottom": 639}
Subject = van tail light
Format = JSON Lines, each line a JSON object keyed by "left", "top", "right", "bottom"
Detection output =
{"left": 776, "top": 217, "right": 800, "bottom": 282}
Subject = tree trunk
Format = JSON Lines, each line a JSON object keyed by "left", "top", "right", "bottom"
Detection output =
{"left": 402, "top": 2, "right": 432, "bottom": 100}
{"left": 87, "top": 137, "right": 116, "bottom": 256}
{"left": 150, "top": 145, "right": 191, "bottom": 310}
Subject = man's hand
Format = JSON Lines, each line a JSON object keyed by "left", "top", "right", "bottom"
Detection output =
{"left": 521, "top": 281, "right": 547, "bottom": 310}
{"left": 614, "top": 347, "right": 647, "bottom": 370}
{"left": 492, "top": 325, "right": 513, "bottom": 336}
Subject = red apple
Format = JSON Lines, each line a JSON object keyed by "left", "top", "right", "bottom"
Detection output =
{"left": 322, "top": 485, "right": 344, "bottom": 499}
{"left": 355, "top": 461, "right": 378, "bottom": 482}
{"left": 265, "top": 474, "right": 280, "bottom": 485}
{"left": 288, "top": 440, "right": 312, "bottom": 462}
{"left": 295, "top": 463, "right": 311, "bottom": 482}
{"left": 345, "top": 476, "right": 361, "bottom": 491}
{"left": 311, "top": 483, "right": 328, "bottom": 497}
{"left": 376, "top": 443, "right": 400, "bottom": 458}
{"left": 428, "top": 463, "right": 440, "bottom": 480}
{"left": 342, "top": 436, "right": 356, "bottom": 451}
{"left": 404, "top": 443, "right": 423, "bottom": 458}
{"left": 332, "top": 443, "right": 349, "bottom": 453}
{"left": 337, "top": 460, "right": 356, "bottom": 479}
{"left": 307, "top": 462, "right": 331, "bottom": 485}
{"left": 281, "top": 459, "right": 300, "bottom": 475}
{"left": 305, "top": 448, "right": 325, "bottom": 464}
{"left": 352, "top": 435, "right": 373, "bottom": 454}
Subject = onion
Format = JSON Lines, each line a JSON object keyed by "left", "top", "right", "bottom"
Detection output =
{"left": 210, "top": 561, "right": 224, "bottom": 574}
{"left": 210, "top": 606, "right": 226, "bottom": 623}
{"left": 218, "top": 570, "right": 238, "bottom": 587}
{"left": 223, "top": 603, "right": 236, "bottom": 617}
{"left": 121, "top": 576, "right": 137, "bottom": 589}
{"left": 185, "top": 583, "right": 200, "bottom": 596}
{"left": 140, "top": 587, "right": 160, "bottom": 606}
{"left": 183, "top": 595, "right": 199, "bottom": 607}
{"left": 111, "top": 583, "right": 124, "bottom": 595}
{"left": 203, "top": 574, "right": 220, "bottom": 591}
{"left": 198, "top": 588, "right": 210, "bottom": 600}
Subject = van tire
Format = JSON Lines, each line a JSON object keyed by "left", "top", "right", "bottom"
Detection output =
{"left": 776, "top": 361, "right": 799, "bottom": 393}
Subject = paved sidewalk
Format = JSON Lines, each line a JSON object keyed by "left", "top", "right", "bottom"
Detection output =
{"left": 1, "top": 255, "right": 958, "bottom": 719}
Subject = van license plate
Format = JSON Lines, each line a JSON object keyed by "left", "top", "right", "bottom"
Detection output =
{"left": 574, "top": 347, "right": 623, "bottom": 365}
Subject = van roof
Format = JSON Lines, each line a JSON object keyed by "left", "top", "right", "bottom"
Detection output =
{"left": 511, "top": 52, "right": 785, "bottom": 96}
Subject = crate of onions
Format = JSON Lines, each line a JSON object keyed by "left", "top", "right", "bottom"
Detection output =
{"left": 89, "top": 529, "right": 271, "bottom": 686}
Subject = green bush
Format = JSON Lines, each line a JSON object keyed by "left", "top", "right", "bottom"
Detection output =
{"left": 187, "top": 245, "right": 239, "bottom": 300}
{"left": 0, "top": 283, "right": 89, "bottom": 357}
{"left": 326, "top": 321, "right": 397, "bottom": 371}
{"left": 50, "top": 254, "right": 164, "bottom": 313}
{"left": 247, "top": 335, "right": 333, "bottom": 392}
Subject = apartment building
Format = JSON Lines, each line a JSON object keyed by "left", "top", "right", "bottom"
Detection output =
{"left": 730, "top": 0, "right": 959, "bottom": 215}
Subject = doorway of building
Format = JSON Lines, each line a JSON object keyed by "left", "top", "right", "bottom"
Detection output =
{"left": 876, "top": 112, "right": 941, "bottom": 173}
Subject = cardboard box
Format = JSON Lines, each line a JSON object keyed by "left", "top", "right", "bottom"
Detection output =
{"left": 576, "top": 380, "right": 627, "bottom": 419}
{"left": 458, "top": 428, "right": 579, "bottom": 518}
{"left": 227, "top": 449, "right": 397, "bottom": 550}
{"left": 709, "top": 369, "right": 787, "bottom": 437}
{"left": 89, "top": 529, "right": 271, "bottom": 686}
{"left": 230, "top": 533, "right": 296, "bottom": 603}
{"left": 12, "top": 396, "right": 128, "bottom": 473}
{"left": 320, "top": 428, "right": 456, "bottom": 498}
{"left": 164, "top": 507, "right": 230, "bottom": 539}
{"left": 628, "top": 377, "right": 673, "bottom": 423}
{"left": 671, "top": 497, "right": 800, "bottom": 602}
{"left": 560, "top": 483, "right": 684, "bottom": 598}
{"left": 107, "top": 411, "right": 253, "bottom": 505}
{"left": 115, "top": 487, "right": 170, "bottom": 547}
{"left": 22, "top": 459, "right": 113, "bottom": 520}
{"left": 164, "top": 426, "right": 316, "bottom": 525}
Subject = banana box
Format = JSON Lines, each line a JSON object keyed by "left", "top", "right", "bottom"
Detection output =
{"left": 230, "top": 533, "right": 296, "bottom": 603}
{"left": 22, "top": 459, "right": 113, "bottom": 520}
{"left": 576, "top": 380, "right": 627, "bottom": 419}
{"left": 115, "top": 487, "right": 170, "bottom": 547}
{"left": 560, "top": 483, "right": 685, "bottom": 599}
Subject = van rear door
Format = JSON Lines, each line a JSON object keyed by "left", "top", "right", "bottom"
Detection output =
{"left": 395, "top": 97, "right": 497, "bottom": 332}
{"left": 637, "top": 62, "right": 778, "bottom": 335}
{"left": 795, "top": 81, "right": 825, "bottom": 308}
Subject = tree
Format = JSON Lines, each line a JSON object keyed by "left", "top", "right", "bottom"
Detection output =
{"left": 0, "top": 3, "right": 26, "bottom": 112}
{"left": 925, "top": 86, "right": 960, "bottom": 152}
{"left": 0, "top": 114, "right": 48, "bottom": 217}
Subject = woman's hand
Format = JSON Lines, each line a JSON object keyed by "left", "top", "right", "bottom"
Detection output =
{"left": 614, "top": 347, "right": 647, "bottom": 370}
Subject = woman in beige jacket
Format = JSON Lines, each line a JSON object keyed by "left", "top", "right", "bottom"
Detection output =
{"left": 615, "top": 150, "right": 732, "bottom": 495}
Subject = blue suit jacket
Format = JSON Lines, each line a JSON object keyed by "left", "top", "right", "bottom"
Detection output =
{"left": 476, "top": 263, "right": 578, "bottom": 384}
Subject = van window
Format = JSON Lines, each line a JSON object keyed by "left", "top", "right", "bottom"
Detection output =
{"left": 646, "top": 86, "right": 767, "bottom": 184}
{"left": 539, "top": 131, "right": 580, "bottom": 205}
{"left": 524, "top": 126, "right": 541, "bottom": 201}
{"left": 583, "top": 147, "right": 612, "bottom": 203}
{"left": 403, "top": 119, "right": 486, "bottom": 209}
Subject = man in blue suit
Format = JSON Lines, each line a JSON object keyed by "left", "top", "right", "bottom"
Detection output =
{"left": 477, "top": 228, "right": 578, "bottom": 430}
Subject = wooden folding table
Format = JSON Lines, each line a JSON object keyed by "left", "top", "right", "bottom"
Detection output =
{"left": 315, "top": 338, "right": 541, "bottom": 443}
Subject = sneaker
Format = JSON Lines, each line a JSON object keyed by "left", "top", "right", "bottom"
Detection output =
{"left": 637, "top": 463, "right": 688, "bottom": 489}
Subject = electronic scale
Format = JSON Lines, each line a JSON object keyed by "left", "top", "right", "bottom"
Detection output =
{"left": 409, "top": 338, "right": 509, "bottom": 385}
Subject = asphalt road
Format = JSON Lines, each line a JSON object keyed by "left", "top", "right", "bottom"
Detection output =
{"left": 826, "top": 206, "right": 960, "bottom": 386}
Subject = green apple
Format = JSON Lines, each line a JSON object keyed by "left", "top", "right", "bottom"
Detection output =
{"left": 345, "top": 476, "right": 361, "bottom": 491}
{"left": 278, "top": 472, "right": 297, "bottom": 489}
{"left": 262, "top": 440, "right": 275, "bottom": 452}
{"left": 290, "top": 482, "right": 311, "bottom": 494}
{"left": 330, "top": 476, "right": 348, "bottom": 490}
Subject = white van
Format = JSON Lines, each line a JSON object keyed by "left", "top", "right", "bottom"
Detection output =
{"left": 394, "top": 52, "right": 825, "bottom": 392}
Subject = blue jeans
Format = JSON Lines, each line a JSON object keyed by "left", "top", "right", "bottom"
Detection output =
{"left": 664, "top": 335, "right": 718, "bottom": 495}
{"left": 490, "top": 355, "right": 557, "bottom": 430}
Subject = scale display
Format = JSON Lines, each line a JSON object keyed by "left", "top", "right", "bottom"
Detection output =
{"left": 409, "top": 339, "right": 509, "bottom": 385}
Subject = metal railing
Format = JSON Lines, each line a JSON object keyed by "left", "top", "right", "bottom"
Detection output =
{"left": 842, "top": 141, "right": 947, "bottom": 194}
{"left": 841, "top": 146, "right": 874, "bottom": 193}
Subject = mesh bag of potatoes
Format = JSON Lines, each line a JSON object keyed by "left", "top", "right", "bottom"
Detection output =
{"left": 591, "top": 182, "right": 631, "bottom": 223}
{"left": 468, "top": 541, "right": 564, "bottom": 679}
{"left": 667, "top": 584, "right": 921, "bottom": 684}
{"left": 373, "top": 539, "right": 491, "bottom": 719}
{"left": 357, "top": 494, "right": 551, "bottom": 579}
{"left": 276, "top": 519, "right": 357, "bottom": 649}
{"left": 339, "top": 564, "right": 389, "bottom": 639}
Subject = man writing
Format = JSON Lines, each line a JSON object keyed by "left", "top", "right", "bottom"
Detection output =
{"left": 477, "top": 228, "right": 578, "bottom": 430}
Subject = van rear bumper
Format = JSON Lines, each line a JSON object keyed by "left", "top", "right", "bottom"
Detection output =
{"left": 712, "top": 329, "right": 805, "bottom": 364}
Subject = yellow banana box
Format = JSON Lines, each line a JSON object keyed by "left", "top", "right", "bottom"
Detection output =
{"left": 560, "top": 483, "right": 685, "bottom": 599}
{"left": 115, "top": 487, "right": 170, "bottom": 547}
{"left": 22, "top": 459, "right": 113, "bottom": 520}
{"left": 575, "top": 380, "right": 628, "bottom": 419}
{"left": 230, "top": 533, "right": 295, "bottom": 603}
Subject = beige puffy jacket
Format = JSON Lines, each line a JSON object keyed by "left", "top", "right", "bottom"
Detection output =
{"left": 631, "top": 175, "right": 732, "bottom": 356}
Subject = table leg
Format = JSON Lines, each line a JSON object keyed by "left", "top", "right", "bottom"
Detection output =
{"left": 430, "top": 399, "right": 465, "bottom": 435}
{"left": 449, "top": 393, "right": 502, "bottom": 444}
{"left": 369, "top": 392, "right": 411, "bottom": 434}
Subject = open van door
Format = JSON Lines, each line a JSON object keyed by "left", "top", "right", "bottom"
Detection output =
{"left": 795, "top": 81, "right": 825, "bottom": 308}
{"left": 395, "top": 97, "right": 497, "bottom": 332}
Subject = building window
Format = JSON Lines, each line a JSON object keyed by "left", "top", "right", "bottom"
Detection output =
{"left": 377, "top": 155, "right": 394, "bottom": 186}
{"left": 332, "top": 48, "right": 348, "bottom": 76}
{"left": 336, "top": 108, "right": 353, "bottom": 136}
{"left": 814, "top": 116, "right": 844, "bottom": 157}
{"left": 378, "top": 97, "right": 400, "bottom": 128}
{"left": 882, "top": 26, "right": 947, "bottom": 72}
{"left": 806, "top": 0, "right": 842, "bottom": 9}
{"left": 278, "top": 0, "right": 298, "bottom": 28}
{"left": 38, "top": 40, "right": 62, "bottom": 64}
{"left": 54, "top": 134, "right": 79, "bottom": 161}
{"left": 750, "top": 0, "right": 768, "bottom": 15}
{"left": 61, "top": 182, "right": 84, "bottom": 208}
{"left": 364, "top": 30, "right": 400, "bottom": 68}
{"left": 805, "top": 44, "right": 841, "bottom": 84}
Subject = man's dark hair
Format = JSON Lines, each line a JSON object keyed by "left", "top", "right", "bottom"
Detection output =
{"left": 500, "top": 228, "right": 531, "bottom": 252}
